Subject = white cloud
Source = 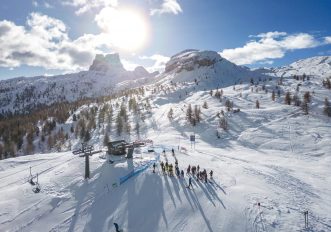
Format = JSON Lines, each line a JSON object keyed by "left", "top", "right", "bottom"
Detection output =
{"left": 220, "top": 31, "right": 322, "bottom": 65}
{"left": 62, "top": 0, "right": 118, "bottom": 15}
{"left": 325, "top": 36, "right": 331, "bottom": 44}
{"left": 0, "top": 13, "right": 113, "bottom": 71}
{"left": 32, "top": 0, "right": 38, "bottom": 7}
{"left": 44, "top": 2, "right": 53, "bottom": 8}
{"left": 140, "top": 54, "right": 170, "bottom": 72}
{"left": 150, "top": 0, "right": 182, "bottom": 16}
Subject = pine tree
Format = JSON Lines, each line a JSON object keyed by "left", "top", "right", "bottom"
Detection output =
{"left": 303, "top": 91, "right": 311, "bottom": 103}
{"left": 103, "top": 131, "right": 109, "bottom": 146}
{"left": 324, "top": 98, "right": 331, "bottom": 117}
{"left": 135, "top": 122, "right": 140, "bottom": 135}
{"left": 167, "top": 108, "right": 174, "bottom": 120}
{"left": 116, "top": 113, "right": 123, "bottom": 135}
{"left": 202, "top": 101, "right": 208, "bottom": 109}
{"left": 285, "top": 91, "right": 292, "bottom": 105}
{"left": 47, "top": 135, "right": 54, "bottom": 150}
{"left": 126, "top": 122, "right": 131, "bottom": 134}
{"left": 219, "top": 117, "right": 228, "bottom": 130}
{"left": 301, "top": 101, "right": 309, "bottom": 115}
{"left": 194, "top": 105, "right": 201, "bottom": 123}
{"left": 225, "top": 99, "right": 233, "bottom": 111}
{"left": 272, "top": 90, "right": 275, "bottom": 101}
{"left": 84, "top": 130, "right": 91, "bottom": 142}
{"left": 0, "top": 144, "right": 3, "bottom": 160}
{"left": 186, "top": 104, "right": 193, "bottom": 124}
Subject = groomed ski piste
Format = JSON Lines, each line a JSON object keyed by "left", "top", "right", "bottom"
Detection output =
{"left": 1, "top": 51, "right": 331, "bottom": 232}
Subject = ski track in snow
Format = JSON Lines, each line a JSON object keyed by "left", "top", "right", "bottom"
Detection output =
{"left": 1, "top": 53, "right": 331, "bottom": 231}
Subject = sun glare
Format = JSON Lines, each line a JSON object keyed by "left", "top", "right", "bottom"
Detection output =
{"left": 105, "top": 8, "right": 150, "bottom": 52}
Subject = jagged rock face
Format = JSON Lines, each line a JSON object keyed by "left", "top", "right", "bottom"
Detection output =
{"left": 89, "top": 53, "right": 125, "bottom": 72}
{"left": 165, "top": 49, "right": 218, "bottom": 73}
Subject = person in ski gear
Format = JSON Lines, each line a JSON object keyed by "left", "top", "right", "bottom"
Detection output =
{"left": 204, "top": 171, "right": 208, "bottom": 183}
{"left": 153, "top": 163, "right": 156, "bottom": 173}
{"left": 114, "top": 223, "right": 120, "bottom": 232}
{"left": 169, "top": 164, "right": 173, "bottom": 176}
{"left": 160, "top": 161, "right": 165, "bottom": 173}
{"left": 192, "top": 166, "right": 196, "bottom": 176}
{"left": 175, "top": 159, "right": 178, "bottom": 168}
{"left": 176, "top": 166, "right": 180, "bottom": 177}
{"left": 188, "top": 176, "right": 193, "bottom": 189}
{"left": 197, "top": 165, "right": 200, "bottom": 173}
{"left": 172, "top": 148, "right": 175, "bottom": 155}
{"left": 209, "top": 170, "right": 213, "bottom": 178}
{"left": 187, "top": 165, "right": 191, "bottom": 175}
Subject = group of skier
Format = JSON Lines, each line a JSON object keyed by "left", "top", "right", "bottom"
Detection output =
{"left": 186, "top": 164, "right": 213, "bottom": 183}
{"left": 159, "top": 159, "right": 185, "bottom": 178}
{"left": 156, "top": 148, "right": 214, "bottom": 190}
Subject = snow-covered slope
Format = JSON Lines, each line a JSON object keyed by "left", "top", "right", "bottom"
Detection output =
{"left": 257, "top": 56, "right": 331, "bottom": 78}
{"left": 1, "top": 50, "right": 331, "bottom": 232}
{"left": 0, "top": 53, "right": 157, "bottom": 114}
{"left": 1, "top": 57, "right": 331, "bottom": 231}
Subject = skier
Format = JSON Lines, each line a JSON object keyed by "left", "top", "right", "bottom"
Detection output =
{"left": 197, "top": 165, "right": 200, "bottom": 173}
{"left": 114, "top": 223, "right": 120, "bottom": 232}
{"left": 160, "top": 161, "right": 165, "bottom": 173}
{"left": 193, "top": 166, "right": 198, "bottom": 176}
{"left": 163, "top": 149, "right": 166, "bottom": 155}
{"left": 187, "top": 165, "right": 191, "bottom": 175}
{"left": 165, "top": 161, "right": 169, "bottom": 172}
{"left": 209, "top": 170, "right": 213, "bottom": 179}
{"left": 153, "top": 163, "right": 156, "bottom": 173}
{"left": 187, "top": 176, "right": 193, "bottom": 189}
{"left": 171, "top": 164, "right": 174, "bottom": 176}
{"left": 175, "top": 159, "right": 178, "bottom": 168}
{"left": 172, "top": 148, "right": 175, "bottom": 155}
{"left": 176, "top": 166, "right": 180, "bottom": 177}
{"left": 181, "top": 170, "right": 184, "bottom": 178}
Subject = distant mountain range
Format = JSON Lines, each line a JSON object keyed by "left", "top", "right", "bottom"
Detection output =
{"left": 0, "top": 50, "right": 330, "bottom": 115}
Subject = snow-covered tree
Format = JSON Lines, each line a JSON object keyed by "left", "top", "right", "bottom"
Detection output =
{"left": 284, "top": 91, "right": 292, "bottom": 105}
{"left": 202, "top": 101, "right": 208, "bottom": 109}
{"left": 324, "top": 98, "right": 331, "bottom": 117}
{"left": 168, "top": 108, "right": 174, "bottom": 120}
{"left": 256, "top": 100, "right": 260, "bottom": 109}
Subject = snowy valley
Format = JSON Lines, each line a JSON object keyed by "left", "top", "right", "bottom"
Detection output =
{"left": 0, "top": 50, "right": 331, "bottom": 232}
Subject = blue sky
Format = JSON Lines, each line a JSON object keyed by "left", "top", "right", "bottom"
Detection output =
{"left": 0, "top": 0, "right": 331, "bottom": 79}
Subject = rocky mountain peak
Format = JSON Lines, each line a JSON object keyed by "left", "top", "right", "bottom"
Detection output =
{"left": 89, "top": 53, "right": 125, "bottom": 72}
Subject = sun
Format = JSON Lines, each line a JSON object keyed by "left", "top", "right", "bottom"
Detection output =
{"left": 101, "top": 8, "right": 150, "bottom": 52}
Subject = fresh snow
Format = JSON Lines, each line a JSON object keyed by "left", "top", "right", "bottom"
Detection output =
{"left": 1, "top": 51, "right": 331, "bottom": 232}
